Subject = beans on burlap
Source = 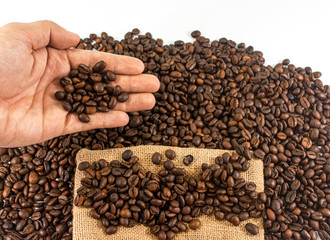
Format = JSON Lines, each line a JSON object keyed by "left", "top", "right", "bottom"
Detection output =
{"left": 73, "top": 146, "right": 264, "bottom": 240}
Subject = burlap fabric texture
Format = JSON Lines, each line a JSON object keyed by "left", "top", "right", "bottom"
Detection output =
{"left": 73, "top": 145, "right": 264, "bottom": 240}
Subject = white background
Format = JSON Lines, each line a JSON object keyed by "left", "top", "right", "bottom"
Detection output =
{"left": 0, "top": 0, "right": 329, "bottom": 85}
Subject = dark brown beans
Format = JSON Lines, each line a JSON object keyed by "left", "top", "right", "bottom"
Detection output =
{"left": 245, "top": 223, "right": 259, "bottom": 235}
{"left": 55, "top": 61, "right": 128, "bottom": 123}
{"left": 152, "top": 152, "right": 162, "bottom": 165}
{"left": 165, "top": 149, "right": 176, "bottom": 160}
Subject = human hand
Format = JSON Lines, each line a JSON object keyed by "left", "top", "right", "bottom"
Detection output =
{"left": 0, "top": 21, "right": 159, "bottom": 148}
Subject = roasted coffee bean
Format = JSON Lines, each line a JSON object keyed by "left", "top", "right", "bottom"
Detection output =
{"left": 78, "top": 113, "right": 90, "bottom": 123}
{"left": 55, "top": 61, "right": 128, "bottom": 123}
{"left": 106, "top": 70, "right": 116, "bottom": 81}
{"left": 78, "top": 161, "right": 90, "bottom": 171}
{"left": 245, "top": 223, "right": 259, "bottom": 235}
{"left": 55, "top": 91, "right": 66, "bottom": 100}
{"left": 117, "top": 92, "right": 129, "bottom": 102}
{"left": 93, "top": 61, "right": 106, "bottom": 73}
{"left": 191, "top": 30, "right": 201, "bottom": 38}
{"left": 165, "top": 149, "right": 176, "bottom": 160}
{"left": 152, "top": 152, "right": 162, "bottom": 165}
{"left": 164, "top": 160, "right": 174, "bottom": 170}
{"left": 106, "top": 225, "right": 117, "bottom": 235}
{"left": 1, "top": 29, "right": 329, "bottom": 240}
{"left": 122, "top": 150, "right": 133, "bottom": 161}
{"left": 183, "top": 155, "right": 194, "bottom": 166}
{"left": 189, "top": 219, "right": 201, "bottom": 230}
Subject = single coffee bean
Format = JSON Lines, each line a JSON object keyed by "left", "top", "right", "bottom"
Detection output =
{"left": 245, "top": 223, "right": 259, "bottom": 235}
{"left": 189, "top": 219, "right": 201, "bottom": 230}
{"left": 78, "top": 161, "right": 90, "bottom": 171}
{"left": 55, "top": 91, "right": 66, "bottom": 100}
{"left": 191, "top": 30, "right": 201, "bottom": 38}
{"left": 78, "top": 113, "right": 90, "bottom": 123}
{"left": 62, "top": 101, "right": 72, "bottom": 112}
{"left": 164, "top": 160, "right": 174, "bottom": 170}
{"left": 117, "top": 92, "right": 129, "bottom": 102}
{"left": 152, "top": 152, "right": 162, "bottom": 165}
{"left": 106, "top": 70, "right": 116, "bottom": 81}
{"left": 122, "top": 150, "right": 133, "bottom": 161}
{"left": 165, "top": 149, "right": 176, "bottom": 160}
{"left": 106, "top": 225, "right": 117, "bottom": 235}
{"left": 215, "top": 210, "right": 225, "bottom": 220}
{"left": 113, "top": 85, "right": 122, "bottom": 96}
{"left": 93, "top": 82, "right": 105, "bottom": 93}
{"left": 93, "top": 61, "right": 106, "bottom": 73}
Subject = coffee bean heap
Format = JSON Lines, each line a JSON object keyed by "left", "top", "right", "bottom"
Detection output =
{"left": 55, "top": 61, "right": 129, "bottom": 123}
{"left": 74, "top": 149, "right": 262, "bottom": 239}
{"left": 0, "top": 28, "right": 329, "bottom": 240}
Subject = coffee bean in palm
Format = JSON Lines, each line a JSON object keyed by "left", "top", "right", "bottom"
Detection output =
{"left": 165, "top": 149, "right": 176, "bottom": 160}
{"left": 78, "top": 63, "right": 90, "bottom": 74}
{"left": 64, "top": 84, "right": 75, "bottom": 93}
{"left": 93, "top": 82, "right": 105, "bottom": 93}
{"left": 62, "top": 101, "right": 72, "bottom": 112}
{"left": 245, "top": 223, "right": 259, "bottom": 235}
{"left": 109, "top": 96, "right": 117, "bottom": 109}
{"left": 117, "top": 92, "right": 129, "bottom": 102}
{"left": 54, "top": 61, "right": 129, "bottom": 123}
{"left": 152, "top": 152, "right": 162, "bottom": 165}
{"left": 90, "top": 73, "right": 102, "bottom": 82}
{"left": 55, "top": 91, "right": 66, "bottom": 100}
{"left": 78, "top": 113, "right": 90, "bottom": 123}
{"left": 113, "top": 85, "right": 122, "bottom": 96}
{"left": 93, "top": 60, "right": 106, "bottom": 73}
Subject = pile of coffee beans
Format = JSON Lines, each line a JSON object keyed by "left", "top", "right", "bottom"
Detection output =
{"left": 0, "top": 28, "right": 329, "bottom": 240}
{"left": 55, "top": 61, "right": 129, "bottom": 123}
{"left": 74, "top": 149, "right": 261, "bottom": 239}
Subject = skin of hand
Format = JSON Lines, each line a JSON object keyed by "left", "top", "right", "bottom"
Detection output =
{"left": 0, "top": 20, "right": 160, "bottom": 148}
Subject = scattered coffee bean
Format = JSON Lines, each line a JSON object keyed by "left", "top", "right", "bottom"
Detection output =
{"left": 245, "top": 223, "right": 259, "bottom": 235}
{"left": 165, "top": 149, "right": 176, "bottom": 160}
{"left": 152, "top": 152, "right": 162, "bottom": 165}
{"left": 122, "top": 149, "right": 133, "bottom": 161}
{"left": 189, "top": 219, "right": 201, "bottom": 230}
{"left": 183, "top": 155, "right": 194, "bottom": 166}
{"left": 191, "top": 30, "right": 201, "bottom": 38}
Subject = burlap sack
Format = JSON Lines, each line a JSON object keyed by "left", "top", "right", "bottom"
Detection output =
{"left": 73, "top": 146, "right": 264, "bottom": 240}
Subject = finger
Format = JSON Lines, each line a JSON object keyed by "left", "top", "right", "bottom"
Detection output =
{"left": 114, "top": 93, "right": 156, "bottom": 112}
{"left": 62, "top": 111, "right": 129, "bottom": 135}
{"left": 4, "top": 20, "right": 80, "bottom": 50}
{"left": 109, "top": 74, "right": 160, "bottom": 93}
{"left": 67, "top": 49, "right": 144, "bottom": 75}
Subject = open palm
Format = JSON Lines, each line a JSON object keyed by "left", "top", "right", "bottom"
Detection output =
{"left": 0, "top": 21, "right": 159, "bottom": 148}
